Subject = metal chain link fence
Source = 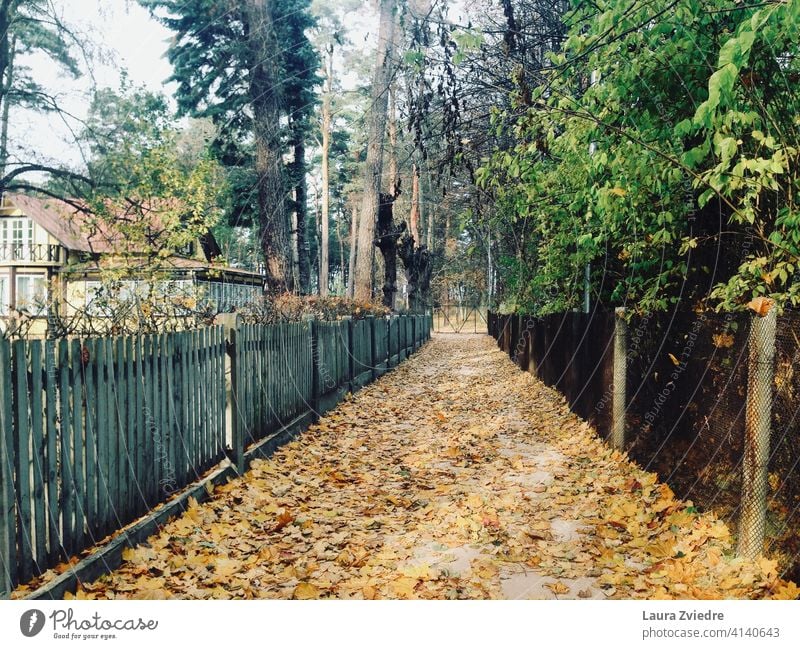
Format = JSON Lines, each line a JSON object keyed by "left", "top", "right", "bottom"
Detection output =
{"left": 488, "top": 307, "right": 800, "bottom": 582}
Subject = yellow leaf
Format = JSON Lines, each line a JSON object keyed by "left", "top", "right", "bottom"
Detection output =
{"left": 391, "top": 577, "right": 418, "bottom": 598}
{"left": 668, "top": 353, "right": 680, "bottom": 366}
{"left": 707, "top": 520, "right": 729, "bottom": 540}
{"left": 472, "top": 559, "right": 499, "bottom": 580}
{"left": 294, "top": 582, "right": 321, "bottom": 600}
{"left": 609, "top": 187, "right": 627, "bottom": 197}
{"left": 214, "top": 558, "right": 242, "bottom": 578}
{"left": 771, "top": 581, "right": 800, "bottom": 600}
{"left": 544, "top": 581, "right": 571, "bottom": 595}
{"left": 645, "top": 540, "right": 675, "bottom": 558}
{"left": 758, "top": 556, "right": 778, "bottom": 579}
{"left": 401, "top": 564, "right": 434, "bottom": 580}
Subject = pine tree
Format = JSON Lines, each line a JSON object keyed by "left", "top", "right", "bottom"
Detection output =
{"left": 140, "top": 0, "right": 319, "bottom": 293}
{"left": 276, "top": 0, "right": 320, "bottom": 294}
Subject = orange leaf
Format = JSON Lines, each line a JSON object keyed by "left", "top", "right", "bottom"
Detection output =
{"left": 273, "top": 510, "right": 294, "bottom": 532}
{"left": 747, "top": 296, "right": 774, "bottom": 317}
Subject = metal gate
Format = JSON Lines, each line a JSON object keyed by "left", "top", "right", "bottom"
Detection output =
{"left": 433, "top": 304, "right": 488, "bottom": 334}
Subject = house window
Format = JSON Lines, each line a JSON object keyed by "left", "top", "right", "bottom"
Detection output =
{"left": 2, "top": 218, "right": 34, "bottom": 259}
{"left": 84, "top": 281, "right": 104, "bottom": 316}
{"left": 16, "top": 274, "right": 48, "bottom": 316}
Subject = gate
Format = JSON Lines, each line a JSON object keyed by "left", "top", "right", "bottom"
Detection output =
{"left": 433, "top": 303, "right": 488, "bottom": 334}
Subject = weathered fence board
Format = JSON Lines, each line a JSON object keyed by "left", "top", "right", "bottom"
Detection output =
{"left": 0, "top": 339, "right": 16, "bottom": 594}
{"left": 0, "top": 314, "right": 431, "bottom": 597}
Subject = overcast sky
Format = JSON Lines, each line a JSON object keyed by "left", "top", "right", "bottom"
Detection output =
{"left": 11, "top": 0, "right": 175, "bottom": 168}
{"left": 13, "top": 0, "right": 479, "bottom": 171}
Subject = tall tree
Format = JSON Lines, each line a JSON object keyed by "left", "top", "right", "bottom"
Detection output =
{"left": 140, "top": 0, "right": 319, "bottom": 293}
{"left": 352, "top": 0, "right": 397, "bottom": 302}
{"left": 243, "top": 0, "right": 291, "bottom": 291}
{"left": 278, "top": 0, "right": 319, "bottom": 294}
{"left": 319, "top": 40, "right": 334, "bottom": 295}
{"left": 311, "top": 0, "right": 362, "bottom": 296}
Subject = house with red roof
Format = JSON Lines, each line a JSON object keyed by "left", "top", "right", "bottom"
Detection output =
{"left": 0, "top": 192, "right": 264, "bottom": 336}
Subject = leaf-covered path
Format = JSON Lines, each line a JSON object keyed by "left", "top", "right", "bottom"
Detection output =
{"left": 72, "top": 335, "right": 797, "bottom": 600}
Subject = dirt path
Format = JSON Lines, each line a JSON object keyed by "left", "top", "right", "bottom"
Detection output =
{"left": 68, "top": 335, "right": 796, "bottom": 599}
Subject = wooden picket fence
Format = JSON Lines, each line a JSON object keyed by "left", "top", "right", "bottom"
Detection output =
{"left": 0, "top": 313, "right": 432, "bottom": 597}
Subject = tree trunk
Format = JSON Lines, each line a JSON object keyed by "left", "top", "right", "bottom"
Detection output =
{"left": 0, "top": 16, "right": 15, "bottom": 188}
{"left": 294, "top": 139, "right": 310, "bottom": 293}
{"left": 0, "top": 34, "right": 15, "bottom": 184}
{"left": 244, "top": 0, "right": 291, "bottom": 294}
{"left": 352, "top": 0, "right": 397, "bottom": 302}
{"left": 336, "top": 208, "right": 346, "bottom": 293}
{"left": 290, "top": 185, "right": 300, "bottom": 291}
{"left": 399, "top": 233, "right": 432, "bottom": 313}
{"left": 376, "top": 193, "right": 404, "bottom": 309}
{"left": 409, "top": 164, "right": 420, "bottom": 244}
{"left": 0, "top": 1, "right": 13, "bottom": 109}
{"left": 347, "top": 204, "right": 359, "bottom": 299}
{"left": 388, "top": 83, "right": 399, "bottom": 198}
{"left": 425, "top": 164, "right": 434, "bottom": 250}
{"left": 319, "top": 43, "right": 333, "bottom": 296}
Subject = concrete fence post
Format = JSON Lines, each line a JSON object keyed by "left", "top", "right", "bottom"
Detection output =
{"left": 738, "top": 303, "right": 777, "bottom": 559}
{"left": 217, "top": 313, "right": 243, "bottom": 474}
{"left": 612, "top": 307, "right": 627, "bottom": 450}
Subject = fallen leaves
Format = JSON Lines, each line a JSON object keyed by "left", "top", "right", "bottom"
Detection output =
{"left": 293, "top": 583, "right": 321, "bottom": 600}
{"left": 46, "top": 336, "right": 797, "bottom": 601}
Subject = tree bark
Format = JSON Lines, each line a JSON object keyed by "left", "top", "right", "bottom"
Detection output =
{"left": 319, "top": 43, "right": 333, "bottom": 296}
{"left": 388, "top": 83, "right": 399, "bottom": 198}
{"left": 336, "top": 206, "right": 346, "bottom": 293}
{"left": 424, "top": 164, "right": 434, "bottom": 250}
{"left": 0, "top": 34, "right": 15, "bottom": 183}
{"left": 0, "top": 1, "right": 14, "bottom": 107}
{"left": 347, "top": 204, "right": 359, "bottom": 299}
{"left": 352, "top": 0, "right": 397, "bottom": 302}
{"left": 0, "top": 2, "right": 16, "bottom": 187}
{"left": 294, "top": 138, "right": 310, "bottom": 293}
{"left": 244, "top": 0, "right": 291, "bottom": 294}
{"left": 399, "top": 233, "right": 432, "bottom": 313}
{"left": 376, "top": 193, "right": 404, "bottom": 309}
{"left": 409, "top": 164, "right": 420, "bottom": 245}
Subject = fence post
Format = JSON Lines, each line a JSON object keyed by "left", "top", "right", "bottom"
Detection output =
{"left": 343, "top": 316, "right": 354, "bottom": 391}
{"left": 612, "top": 307, "right": 627, "bottom": 450}
{"left": 368, "top": 315, "right": 377, "bottom": 380}
{"left": 738, "top": 303, "right": 777, "bottom": 559}
{"left": 307, "top": 316, "right": 320, "bottom": 420}
{"left": 218, "top": 313, "right": 244, "bottom": 474}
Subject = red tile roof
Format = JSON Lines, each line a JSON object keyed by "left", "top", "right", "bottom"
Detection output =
{"left": 2, "top": 193, "right": 121, "bottom": 253}
{"left": 1, "top": 192, "right": 263, "bottom": 280}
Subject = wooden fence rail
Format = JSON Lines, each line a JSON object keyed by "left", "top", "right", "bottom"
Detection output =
{"left": 0, "top": 313, "right": 432, "bottom": 597}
